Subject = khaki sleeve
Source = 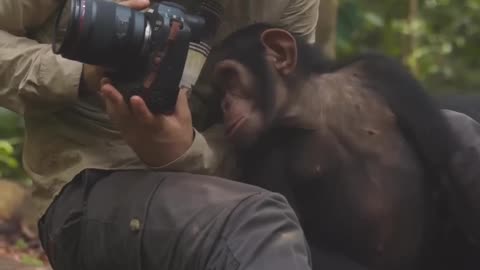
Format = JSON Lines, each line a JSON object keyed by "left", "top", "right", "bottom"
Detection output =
{"left": 153, "top": 125, "right": 241, "bottom": 179}
{"left": 0, "top": 0, "right": 83, "bottom": 114}
{"left": 0, "top": 0, "right": 61, "bottom": 35}
{"left": 223, "top": 0, "right": 319, "bottom": 44}
{"left": 280, "top": 0, "right": 320, "bottom": 43}
{"left": 0, "top": 30, "right": 83, "bottom": 115}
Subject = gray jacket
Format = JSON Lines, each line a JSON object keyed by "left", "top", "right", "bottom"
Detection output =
{"left": 444, "top": 109, "right": 480, "bottom": 244}
{"left": 38, "top": 170, "right": 314, "bottom": 270}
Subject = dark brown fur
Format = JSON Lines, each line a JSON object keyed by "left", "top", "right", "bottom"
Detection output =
{"left": 215, "top": 24, "right": 463, "bottom": 270}
{"left": 240, "top": 67, "right": 429, "bottom": 270}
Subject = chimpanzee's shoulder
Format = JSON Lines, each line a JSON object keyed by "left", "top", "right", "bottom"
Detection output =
{"left": 332, "top": 52, "right": 414, "bottom": 82}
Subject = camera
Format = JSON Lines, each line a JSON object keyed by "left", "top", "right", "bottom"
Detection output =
{"left": 53, "top": 0, "right": 212, "bottom": 114}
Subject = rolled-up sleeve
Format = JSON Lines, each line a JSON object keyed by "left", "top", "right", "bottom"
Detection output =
{"left": 152, "top": 129, "right": 218, "bottom": 173}
{"left": 207, "top": 192, "right": 313, "bottom": 270}
{"left": 280, "top": 0, "right": 320, "bottom": 43}
{"left": 0, "top": 0, "right": 83, "bottom": 114}
{"left": 232, "top": 0, "right": 319, "bottom": 44}
{"left": 150, "top": 124, "right": 241, "bottom": 179}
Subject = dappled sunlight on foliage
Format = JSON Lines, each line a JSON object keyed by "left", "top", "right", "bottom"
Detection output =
{"left": 337, "top": 0, "right": 480, "bottom": 94}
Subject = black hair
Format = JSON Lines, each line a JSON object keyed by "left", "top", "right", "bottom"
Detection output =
{"left": 217, "top": 23, "right": 332, "bottom": 123}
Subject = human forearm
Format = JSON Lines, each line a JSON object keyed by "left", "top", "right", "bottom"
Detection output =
{"left": 0, "top": 0, "right": 60, "bottom": 36}
{"left": 0, "top": 30, "right": 83, "bottom": 114}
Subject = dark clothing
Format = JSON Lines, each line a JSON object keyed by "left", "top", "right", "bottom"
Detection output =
{"left": 428, "top": 110, "right": 480, "bottom": 270}
{"left": 38, "top": 169, "right": 313, "bottom": 270}
{"left": 438, "top": 95, "right": 480, "bottom": 123}
{"left": 444, "top": 110, "right": 480, "bottom": 245}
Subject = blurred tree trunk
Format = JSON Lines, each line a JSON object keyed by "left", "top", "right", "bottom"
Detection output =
{"left": 315, "top": 0, "right": 339, "bottom": 59}
{"left": 406, "top": 0, "right": 419, "bottom": 74}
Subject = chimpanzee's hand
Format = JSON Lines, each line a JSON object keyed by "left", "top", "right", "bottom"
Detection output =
{"left": 100, "top": 79, "right": 194, "bottom": 168}
{"left": 80, "top": 0, "right": 151, "bottom": 95}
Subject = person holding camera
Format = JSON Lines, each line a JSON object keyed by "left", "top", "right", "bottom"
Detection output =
{"left": 0, "top": 1, "right": 328, "bottom": 268}
{"left": 0, "top": 0, "right": 320, "bottom": 236}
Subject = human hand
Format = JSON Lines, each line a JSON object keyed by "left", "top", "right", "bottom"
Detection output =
{"left": 79, "top": 0, "right": 151, "bottom": 95}
{"left": 100, "top": 79, "right": 194, "bottom": 167}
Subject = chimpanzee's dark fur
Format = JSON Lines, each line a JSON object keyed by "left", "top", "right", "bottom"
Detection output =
{"left": 217, "top": 23, "right": 471, "bottom": 270}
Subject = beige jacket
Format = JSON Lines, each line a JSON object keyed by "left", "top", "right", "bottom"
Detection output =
{"left": 0, "top": 0, "right": 319, "bottom": 208}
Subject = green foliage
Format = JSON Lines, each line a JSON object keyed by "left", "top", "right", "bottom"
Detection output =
{"left": 20, "top": 255, "right": 45, "bottom": 267}
{"left": 14, "top": 239, "right": 45, "bottom": 267}
{"left": 14, "top": 239, "right": 29, "bottom": 250}
{"left": 337, "top": 0, "right": 480, "bottom": 94}
{"left": 0, "top": 108, "right": 27, "bottom": 182}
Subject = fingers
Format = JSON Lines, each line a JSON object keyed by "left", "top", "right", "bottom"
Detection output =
{"left": 100, "top": 80, "right": 191, "bottom": 132}
{"left": 173, "top": 87, "right": 192, "bottom": 120}
{"left": 101, "top": 83, "right": 124, "bottom": 107}
{"left": 100, "top": 78, "right": 163, "bottom": 126}
{"left": 100, "top": 77, "right": 112, "bottom": 86}
{"left": 100, "top": 83, "right": 131, "bottom": 128}
{"left": 119, "top": 0, "right": 150, "bottom": 9}
{"left": 130, "top": 96, "right": 155, "bottom": 124}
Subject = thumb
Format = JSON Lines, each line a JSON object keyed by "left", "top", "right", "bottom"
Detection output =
{"left": 173, "top": 87, "right": 192, "bottom": 120}
{"left": 119, "top": 0, "right": 150, "bottom": 10}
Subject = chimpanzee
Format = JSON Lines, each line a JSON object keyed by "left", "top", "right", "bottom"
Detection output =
{"left": 211, "top": 23, "right": 465, "bottom": 270}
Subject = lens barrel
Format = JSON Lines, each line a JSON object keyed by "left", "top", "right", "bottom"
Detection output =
{"left": 53, "top": 0, "right": 147, "bottom": 68}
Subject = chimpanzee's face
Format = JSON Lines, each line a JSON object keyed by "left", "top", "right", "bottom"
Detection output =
{"left": 212, "top": 28, "right": 299, "bottom": 149}
{"left": 212, "top": 58, "right": 273, "bottom": 148}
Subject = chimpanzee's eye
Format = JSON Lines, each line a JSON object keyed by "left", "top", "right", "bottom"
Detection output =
{"left": 212, "top": 68, "right": 239, "bottom": 95}
{"left": 211, "top": 80, "right": 225, "bottom": 96}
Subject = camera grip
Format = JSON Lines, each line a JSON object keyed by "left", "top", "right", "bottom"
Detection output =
{"left": 111, "top": 73, "right": 180, "bottom": 115}
{"left": 108, "top": 26, "right": 191, "bottom": 115}
{"left": 113, "top": 16, "right": 192, "bottom": 115}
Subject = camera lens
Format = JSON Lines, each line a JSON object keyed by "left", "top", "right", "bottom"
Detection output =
{"left": 53, "top": 0, "right": 148, "bottom": 68}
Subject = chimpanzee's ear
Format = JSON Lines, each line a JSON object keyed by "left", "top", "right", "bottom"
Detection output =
{"left": 260, "top": 28, "right": 298, "bottom": 76}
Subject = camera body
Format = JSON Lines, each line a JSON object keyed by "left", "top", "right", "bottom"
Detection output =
{"left": 53, "top": 0, "right": 207, "bottom": 114}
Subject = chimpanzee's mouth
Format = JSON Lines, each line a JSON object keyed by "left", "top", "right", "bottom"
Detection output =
{"left": 226, "top": 116, "right": 247, "bottom": 137}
